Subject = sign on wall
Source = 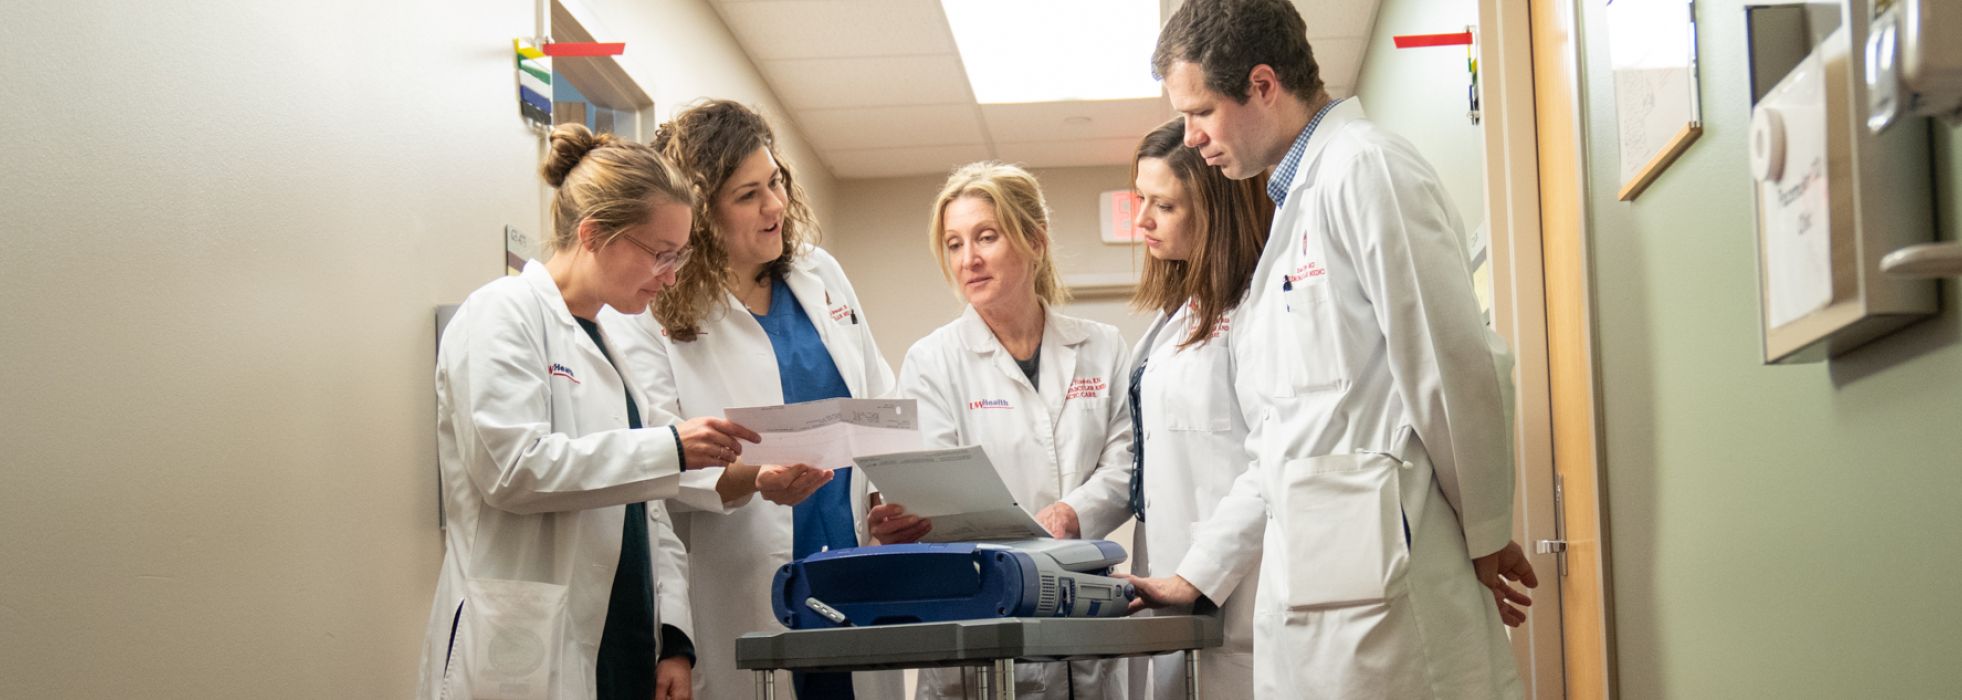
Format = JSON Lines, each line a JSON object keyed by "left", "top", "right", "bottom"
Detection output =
{"left": 1606, "top": 0, "right": 1703, "bottom": 200}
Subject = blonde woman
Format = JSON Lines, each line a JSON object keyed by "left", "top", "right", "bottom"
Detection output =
{"left": 875, "top": 162, "right": 1133, "bottom": 699}
{"left": 420, "top": 124, "right": 759, "bottom": 700}
{"left": 605, "top": 99, "right": 903, "bottom": 700}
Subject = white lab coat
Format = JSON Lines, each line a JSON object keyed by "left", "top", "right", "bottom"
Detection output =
{"left": 603, "top": 245, "right": 904, "bottom": 700}
{"left": 1225, "top": 99, "right": 1521, "bottom": 698}
{"left": 897, "top": 305, "right": 1133, "bottom": 699}
{"left": 419, "top": 261, "right": 692, "bottom": 700}
{"left": 1128, "top": 304, "right": 1259, "bottom": 699}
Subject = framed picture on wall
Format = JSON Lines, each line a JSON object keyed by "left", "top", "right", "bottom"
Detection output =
{"left": 1606, "top": 0, "right": 1703, "bottom": 200}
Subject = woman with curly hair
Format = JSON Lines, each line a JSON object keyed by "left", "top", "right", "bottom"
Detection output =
{"left": 602, "top": 99, "right": 903, "bottom": 700}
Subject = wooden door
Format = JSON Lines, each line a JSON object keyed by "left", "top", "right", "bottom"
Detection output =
{"left": 1479, "top": 0, "right": 1615, "bottom": 696}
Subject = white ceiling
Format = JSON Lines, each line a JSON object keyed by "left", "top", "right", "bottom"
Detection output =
{"left": 710, "top": 0, "right": 1380, "bottom": 180}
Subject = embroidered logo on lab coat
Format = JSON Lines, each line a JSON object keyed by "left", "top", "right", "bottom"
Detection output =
{"left": 968, "top": 399, "right": 1013, "bottom": 410}
{"left": 1285, "top": 261, "right": 1328, "bottom": 285}
{"left": 1066, "top": 377, "right": 1107, "bottom": 400}
{"left": 548, "top": 363, "right": 581, "bottom": 384}
{"left": 1186, "top": 300, "right": 1232, "bottom": 340}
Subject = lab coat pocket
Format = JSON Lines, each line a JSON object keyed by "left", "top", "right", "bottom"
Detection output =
{"left": 1278, "top": 453, "right": 1407, "bottom": 609}
{"left": 456, "top": 578, "right": 567, "bottom": 700}
{"left": 1278, "top": 283, "right": 1345, "bottom": 395}
{"left": 1163, "top": 361, "right": 1232, "bottom": 432}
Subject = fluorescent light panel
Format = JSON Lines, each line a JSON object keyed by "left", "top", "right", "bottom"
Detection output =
{"left": 940, "top": 0, "right": 1162, "bottom": 104}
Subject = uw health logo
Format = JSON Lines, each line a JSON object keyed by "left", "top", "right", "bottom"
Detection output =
{"left": 548, "top": 363, "right": 580, "bottom": 384}
{"left": 968, "top": 399, "right": 1012, "bottom": 410}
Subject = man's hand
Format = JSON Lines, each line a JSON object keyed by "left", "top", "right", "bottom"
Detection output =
{"left": 655, "top": 656, "right": 692, "bottom": 700}
{"left": 867, "top": 502, "right": 932, "bottom": 544}
{"left": 675, "top": 417, "right": 761, "bottom": 469}
{"left": 1474, "top": 540, "right": 1538, "bottom": 627}
{"left": 1035, "top": 502, "right": 1081, "bottom": 539}
{"left": 755, "top": 463, "right": 832, "bottom": 506}
{"left": 1121, "top": 574, "right": 1202, "bottom": 614}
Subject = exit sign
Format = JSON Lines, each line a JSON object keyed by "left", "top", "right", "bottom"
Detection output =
{"left": 1099, "top": 190, "right": 1145, "bottom": 244}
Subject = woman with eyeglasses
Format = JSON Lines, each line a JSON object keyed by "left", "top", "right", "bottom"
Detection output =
{"left": 419, "top": 123, "right": 763, "bottom": 700}
{"left": 605, "top": 99, "right": 904, "bottom": 700}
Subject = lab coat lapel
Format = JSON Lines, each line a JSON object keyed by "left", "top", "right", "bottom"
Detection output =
{"left": 521, "top": 261, "right": 617, "bottom": 400}
{"left": 954, "top": 306, "right": 1041, "bottom": 404}
{"left": 1039, "top": 309, "right": 1079, "bottom": 429}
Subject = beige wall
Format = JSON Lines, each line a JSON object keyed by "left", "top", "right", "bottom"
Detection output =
{"left": 0, "top": 0, "right": 822, "bottom": 697}
{"left": 827, "top": 165, "right": 1157, "bottom": 367}
{"left": 570, "top": 0, "right": 838, "bottom": 219}
{"left": 1575, "top": 1, "right": 1962, "bottom": 695}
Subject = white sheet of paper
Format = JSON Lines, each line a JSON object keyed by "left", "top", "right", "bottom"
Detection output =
{"left": 723, "top": 398, "right": 921, "bottom": 471}
{"left": 853, "top": 445, "right": 1050, "bottom": 542}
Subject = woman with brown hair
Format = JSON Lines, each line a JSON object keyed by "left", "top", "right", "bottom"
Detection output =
{"left": 603, "top": 99, "right": 902, "bottom": 700}
{"left": 1119, "top": 117, "right": 1271, "bottom": 699}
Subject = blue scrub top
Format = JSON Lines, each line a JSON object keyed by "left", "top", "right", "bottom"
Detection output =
{"left": 751, "top": 276, "right": 859, "bottom": 560}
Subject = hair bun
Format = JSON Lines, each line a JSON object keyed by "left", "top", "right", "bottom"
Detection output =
{"left": 541, "top": 123, "right": 614, "bottom": 187}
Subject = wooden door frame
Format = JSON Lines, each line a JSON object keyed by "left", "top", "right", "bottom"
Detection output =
{"left": 1477, "top": 0, "right": 1616, "bottom": 696}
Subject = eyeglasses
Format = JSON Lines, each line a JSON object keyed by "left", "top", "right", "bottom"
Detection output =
{"left": 612, "top": 234, "right": 692, "bottom": 274}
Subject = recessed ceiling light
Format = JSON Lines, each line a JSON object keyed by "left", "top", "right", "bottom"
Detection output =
{"left": 940, "top": 0, "right": 1162, "bottom": 104}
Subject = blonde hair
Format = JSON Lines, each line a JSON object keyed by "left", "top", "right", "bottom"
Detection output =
{"left": 1129, "top": 119, "right": 1271, "bottom": 348}
{"left": 927, "top": 162, "right": 1069, "bottom": 306}
{"left": 540, "top": 123, "right": 692, "bottom": 253}
{"left": 649, "top": 99, "right": 820, "bottom": 341}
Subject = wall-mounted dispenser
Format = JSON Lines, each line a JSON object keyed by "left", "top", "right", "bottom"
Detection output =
{"left": 1744, "top": 1, "right": 1938, "bottom": 364}
{"left": 1865, "top": 0, "right": 1962, "bottom": 134}
{"left": 1867, "top": 0, "right": 1962, "bottom": 279}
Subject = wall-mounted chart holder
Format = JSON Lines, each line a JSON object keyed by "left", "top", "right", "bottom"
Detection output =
{"left": 1744, "top": 1, "right": 1937, "bottom": 365}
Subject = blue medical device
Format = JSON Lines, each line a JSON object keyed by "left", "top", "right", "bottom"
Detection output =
{"left": 771, "top": 539, "right": 1137, "bottom": 629}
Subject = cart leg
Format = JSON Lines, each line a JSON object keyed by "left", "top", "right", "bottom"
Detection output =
{"left": 755, "top": 669, "right": 775, "bottom": 700}
{"left": 1185, "top": 650, "right": 1200, "bottom": 700}
{"left": 992, "top": 658, "right": 1015, "bottom": 700}
{"left": 973, "top": 665, "right": 991, "bottom": 699}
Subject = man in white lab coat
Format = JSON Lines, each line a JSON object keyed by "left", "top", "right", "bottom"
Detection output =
{"left": 1125, "top": 0, "right": 1538, "bottom": 697}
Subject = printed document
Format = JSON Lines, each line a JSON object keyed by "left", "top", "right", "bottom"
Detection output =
{"left": 853, "top": 445, "right": 1050, "bottom": 542}
{"left": 723, "top": 398, "right": 921, "bottom": 471}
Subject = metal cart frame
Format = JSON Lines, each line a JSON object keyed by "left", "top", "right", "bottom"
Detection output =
{"left": 735, "top": 615, "right": 1222, "bottom": 699}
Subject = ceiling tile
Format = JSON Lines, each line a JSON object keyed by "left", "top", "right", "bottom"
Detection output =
{"left": 979, "top": 98, "right": 1173, "bottom": 144}
{"left": 1311, "top": 37, "right": 1369, "bottom": 92}
{"left": 763, "top": 55, "right": 973, "bottom": 109}
{"left": 718, "top": 0, "right": 956, "bottom": 60}
{"left": 1292, "top": 0, "right": 1380, "bottom": 38}
{"left": 795, "top": 104, "right": 986, "bottom": 151}
{"left": 994, "top": 138, "right": 1142, "bottom": 170}
{"left": 825, "top": 144, "right": 994, "bottom": 179}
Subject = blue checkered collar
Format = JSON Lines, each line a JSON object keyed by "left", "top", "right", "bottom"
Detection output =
{"left": 1267, "top": 97, "right": 1346, "bottom": 205}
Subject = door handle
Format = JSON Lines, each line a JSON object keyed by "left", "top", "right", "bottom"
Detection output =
{"left": 1535, "top": 539, "right": 1568, "bottom": 554}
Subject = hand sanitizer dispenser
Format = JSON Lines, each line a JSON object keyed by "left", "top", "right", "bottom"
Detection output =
{"left": 1866, "top": 0, "right": 1962, "bottom": 134}
{"left": 1743, "top": 1, "right": 1938, "bottom": 363}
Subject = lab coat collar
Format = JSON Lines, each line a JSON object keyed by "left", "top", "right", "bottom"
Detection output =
{"left": 520, "top": 259, "right": 581, "bottom": 331}
{"left": 955, "top": 303, "right": 1090, "bottom": 356}
{"left": 1283, "top": 98, "right": 1368, "bottom": 195}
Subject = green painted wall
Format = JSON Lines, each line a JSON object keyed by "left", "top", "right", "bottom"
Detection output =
{"left": 1353, "top": 0, "right": 1487, "bottom": 228}
{"left": 1575, "top": 1, "right": 1962, "bottom": 696}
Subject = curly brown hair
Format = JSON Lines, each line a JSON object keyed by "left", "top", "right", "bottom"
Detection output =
{"left": 649, "top": 99, "right": 820, "bottom": 341}
{"left": 1128, "top": 119, "right": 1271, "bottom": 348}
